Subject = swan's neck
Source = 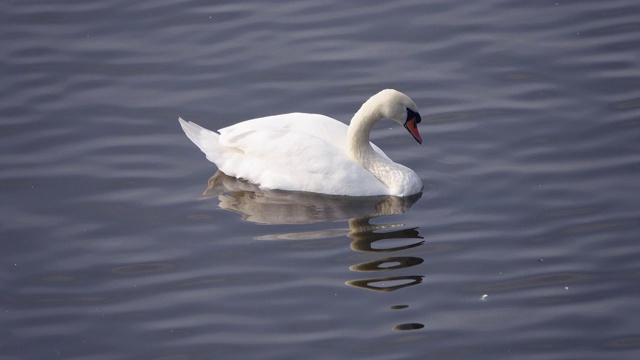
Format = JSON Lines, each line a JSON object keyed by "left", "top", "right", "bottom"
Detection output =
{"left": 347, "top": 105, "right": 398, "bottom": 185}
{"left": 347, "top": 105, "right": 380, "bottom": 159}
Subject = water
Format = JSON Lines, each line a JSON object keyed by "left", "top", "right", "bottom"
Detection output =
{"left": 2, "top": 0, "right": 640, "bottom": 359}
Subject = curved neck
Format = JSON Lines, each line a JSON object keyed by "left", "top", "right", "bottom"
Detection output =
{"left": 347, "top": 103, "right": 398, "bottom": 184}
{"left": 347, "top": 105, "right": 379, "bottom": 159}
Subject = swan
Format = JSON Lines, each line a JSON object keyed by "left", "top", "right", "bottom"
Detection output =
{"left": 178, "top": 89, "right": 423, "bottom": 197}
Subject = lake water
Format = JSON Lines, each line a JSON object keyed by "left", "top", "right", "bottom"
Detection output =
{"left": 2, "top": 0, "right": 640, "bottom": 359}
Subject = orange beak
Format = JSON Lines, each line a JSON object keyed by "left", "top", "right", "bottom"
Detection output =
{"left": 404, "top": 117, "right": 422, "bottom": 144}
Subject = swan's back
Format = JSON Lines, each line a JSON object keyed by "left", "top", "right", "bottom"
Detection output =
{"left": 179, "top": 114, "right": 389, "bottom": 195}
{"left": 219, "top": 113, "right": 347, "bottom": 151}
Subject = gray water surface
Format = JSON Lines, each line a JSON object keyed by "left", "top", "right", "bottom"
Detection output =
{"left": 2, "top": 1, "right": 640, "bottom": 359}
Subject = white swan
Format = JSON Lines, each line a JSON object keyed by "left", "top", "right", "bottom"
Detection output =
{"left": 178, "top": 89, "right": 423, "bottom": 197}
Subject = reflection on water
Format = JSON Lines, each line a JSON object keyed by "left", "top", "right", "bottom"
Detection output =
{"left": 349, "top": 256, "right": 423, "bottom": 272}
{"left": 201, "top": 171, "right": 426, "bottom": 330}
{"left": 347, "top": 217, "right": 424, "bottom": 252}
{"left": 393, "top": 323, "right": 425, "bottom": 331}
{"left": 201, "top": 171, "right": 423, "bottom": 226}
{"left": 345, "top": 276, "right": 424, "bottom": 293}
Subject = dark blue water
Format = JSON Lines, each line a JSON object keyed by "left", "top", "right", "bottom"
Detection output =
{"left": 2, "top": 1, "right": 640, "bottom": 359}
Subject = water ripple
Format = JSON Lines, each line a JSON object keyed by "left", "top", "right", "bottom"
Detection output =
{"left": 2, "top": 0, "right": 640, "bottom": 359}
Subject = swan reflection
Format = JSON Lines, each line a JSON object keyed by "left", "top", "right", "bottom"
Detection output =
{"left": 201, "top": 171, "right": 422, "bottom": 226}
{"left": 348, "top": 217, "right": 424, "bottom": 252}
{"left": 200, "top": 171, "right": 425, "bottom": 330}
{"left": 349, "top": 256, "right": 423, "bottom": 272}
{"left": 344, "top": 275, "right": 424, "bottom": 293}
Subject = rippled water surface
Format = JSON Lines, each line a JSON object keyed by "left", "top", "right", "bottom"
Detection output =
{"left": 2, "top": 1, "right": 640, "bottom": 359}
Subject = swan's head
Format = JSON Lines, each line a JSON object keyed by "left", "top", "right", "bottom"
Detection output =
{"left": 376, "top": 89, "right": 423, "bottom": 144}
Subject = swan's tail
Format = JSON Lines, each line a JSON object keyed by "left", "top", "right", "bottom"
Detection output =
{"left": 178, "top": 117, "right": 221, "bottom": 159}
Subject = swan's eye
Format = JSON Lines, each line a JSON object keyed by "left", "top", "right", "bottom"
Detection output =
{"left": 406, "top": 108, "right": 421, "bottom": 124}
